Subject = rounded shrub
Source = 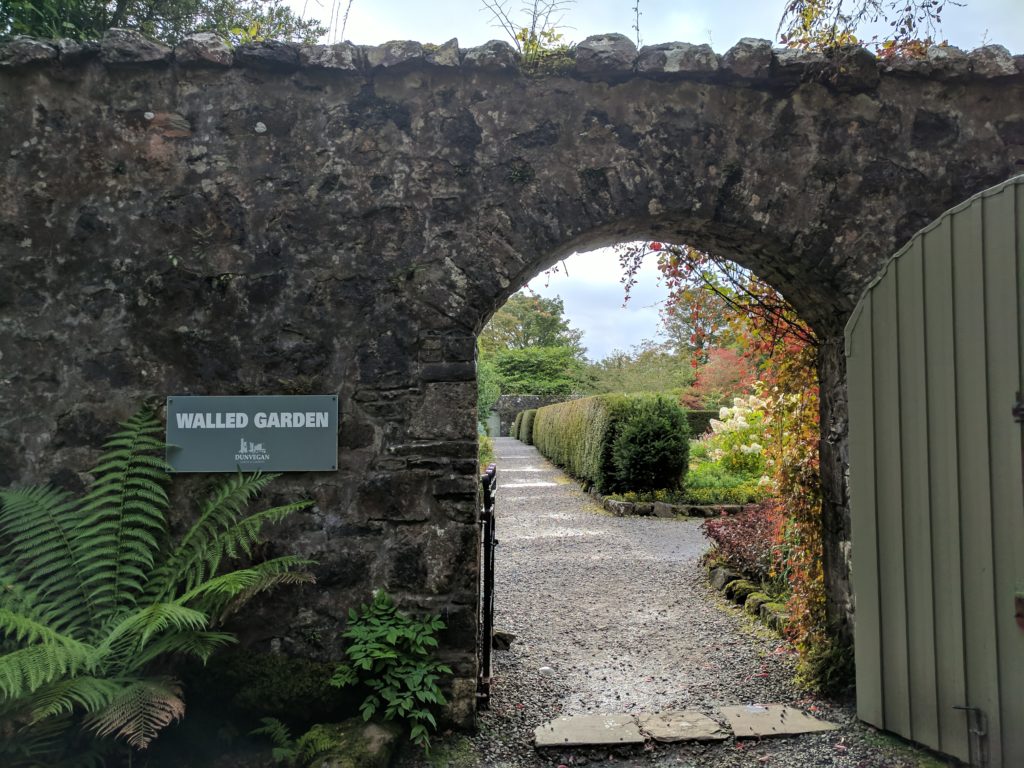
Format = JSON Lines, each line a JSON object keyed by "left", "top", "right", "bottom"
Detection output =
{"left": 610, "top": 395, "right": 690, "bottom": 493}
{"left": 520, "top": 408, "right": 538, "bottom": 445}
{"left": 512, "top": 411, "right": 523, "bottom": 439}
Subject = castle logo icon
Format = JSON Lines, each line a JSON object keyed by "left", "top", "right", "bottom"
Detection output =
{"left": 235, "top": 436, "right": 270, "bottom": 463}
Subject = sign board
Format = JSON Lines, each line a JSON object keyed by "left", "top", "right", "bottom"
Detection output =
{"left": 166, "top": 395, "right": 338, "bottom": 473}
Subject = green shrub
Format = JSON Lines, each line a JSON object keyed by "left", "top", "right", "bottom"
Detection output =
{"left": 330, "top": 592, "right": 451, "bottom": 753}
{"left": 520, "top": 409, "right": 537, "bottom": 445}
{"left": 532, "top": 394, "right": 689, "bottom": 494}
{"left": 611, "top": 396, "right": 689, "bottom": 493}
{"left": 511, "top": 412, "right": 523, "bottom": 440}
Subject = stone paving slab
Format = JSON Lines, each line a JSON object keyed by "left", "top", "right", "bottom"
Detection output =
{"left": 719, "top": 704, "right": 839, "bottom": 738}
{"left": 534, "top": 714, "right": 645, "bottom": 747}
{"left": 637, "top": 710, "right": 729, "bottom": 743}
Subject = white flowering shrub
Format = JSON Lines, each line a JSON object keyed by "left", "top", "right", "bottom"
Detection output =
{"left": 698, "top": 394, "right": 770, "bottom": 478}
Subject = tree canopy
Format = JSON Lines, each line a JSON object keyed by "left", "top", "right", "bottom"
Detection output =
{"left": 0, "top": 0, "right": 326, "bottom": 44}
{"left": 479, "top": 291, "right": 586, "bottom": 358}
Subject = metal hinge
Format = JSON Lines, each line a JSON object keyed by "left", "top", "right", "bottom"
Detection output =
{"left": 953, "top": 705, "right": 988, "bottom": 768}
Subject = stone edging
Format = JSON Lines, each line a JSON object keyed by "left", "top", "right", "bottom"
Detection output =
{"left": 587, "top": 488, "right": 753, "bottom": 519}
{"left": 709, "top": 565, "right": 788, "bottom": 632}
{"left": 1, "top": 30, "right": 1021, "bottom": 91}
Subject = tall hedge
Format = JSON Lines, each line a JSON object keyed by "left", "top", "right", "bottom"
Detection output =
{"left": 520, "top": 409, "right": 538, "bottom": 445}
{"left": 512, "top": 411, "right": 523, "bottom": 440}
{"left": 532, "top": 394, "right": 689, "bottom": 493}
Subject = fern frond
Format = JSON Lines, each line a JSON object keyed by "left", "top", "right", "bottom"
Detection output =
{"left": 96, "top": 603, "right": 208, "bottom": 663}
{"left": 0, "top": 487, "right": 95, "bottom": 631}
{"left": 251, "top": 716, "right": 293, "bottom": 748}
{"left": 130, "top": 631, "right": 237, "bottom": 668}
{"left": 296, "top": 724, "right": 339, "bottom": 763}
{"left": 0, "top": 641, "right": 95, "bottom": 702}
{"left": 84, "top": 676, "right": 184, "bottom": 749}
{"left": 26, "top": 676, "right": 124, "bottom": 721}
{"left": 178, "top": 557, "right": 315, "bottom": 622}
{"left": 73, "top": 411, "right": 170, "bottom": 621}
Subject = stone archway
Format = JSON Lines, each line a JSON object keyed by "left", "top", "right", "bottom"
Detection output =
{"left": 1, "top": 30, "right": 1022, "bottom": 715}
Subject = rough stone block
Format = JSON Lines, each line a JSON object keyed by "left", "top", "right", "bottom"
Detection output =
{"left": 969, "top": 45, "right": 1017, "bottom": 77}
{"left": 234, "top": 41, "right": 300, "bottom": 71}
{"left": 633, "top": 501, "right": 654, "bottom": 516}
{"left": 759, "top": 601, "right": 789, "bottom": 631}
{"left": 925, "top": 44, "right": 970, "bottom": 78}
{"left": 100, "top": 28, "right": 172, "bottom": 65}
{"left": 722, "top": 37, "right": 772, "bottom": 79}
{"left": 652, "top": 501, "right": 677, "bottom": 518}
{"left": 300, "top": 42, "right": 361, "bottom": 70}
{"left": 0, "top": 37, "right": 58, "bottom": 68}
{"left": 365, "top": 40, "right": 424, "bottom": 68}
{"left": 744, "top": 591, "right": 771, "bottom": 615}
{"left": 604, "top": 499, "right": 633, "bottom": 516}
{"left": 575, "top": 33, "right": 637, "bottom": 74}
{"left": 175, "top": 33, "right": 232, "bottom": 67}
{"left": 463, "top": 40, "right": 518, "bottom": 70}
{"left": 637, "top": 42, "right": 718, "bottom": 75}
{"left": 307, "top": 719, "right": 401, "bottom": 768}
{"left": 425, "top": 38, "right": 460, "bottom": 67}
{"left": 709, "top": 566, "right": 740, "bottom": 591}
{"left": 724, "top": 578, "right": 758, "bottom": 603}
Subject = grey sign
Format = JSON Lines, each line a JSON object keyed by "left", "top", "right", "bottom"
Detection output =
{"left": 166, "top": 395, "right": 338, "bottom": 472}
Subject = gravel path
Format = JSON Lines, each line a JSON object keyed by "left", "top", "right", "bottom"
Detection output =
{"left": 411, "top": 438, "right": 953, "bottom": 767}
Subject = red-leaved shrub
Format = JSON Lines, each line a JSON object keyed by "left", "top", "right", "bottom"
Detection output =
{"left": 702, "top": 501, "right": 784, "bottom": 582}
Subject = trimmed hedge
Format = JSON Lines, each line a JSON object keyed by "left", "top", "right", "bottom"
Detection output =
{"left": 520, "top": 408, "right": 537, "bottom": 445}
{"left": 532, "top": 393, "right": 689, "bottom": 493}
{"left": 511, "top": 411, "right": 523, "bottom": 439}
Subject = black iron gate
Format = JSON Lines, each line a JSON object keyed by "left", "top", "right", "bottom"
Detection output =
{"left": 477, "top": 463, "right": 497, "bottom": 708}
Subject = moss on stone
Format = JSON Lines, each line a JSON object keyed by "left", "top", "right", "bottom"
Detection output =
{"left": 744, "top": 591, "right": 771, "bottom": 615}
{"left": 306, "top": 719, "right": 402, "bottom": 768}
{"left": 724, "top": 578, "right": 758, "bottom": 602}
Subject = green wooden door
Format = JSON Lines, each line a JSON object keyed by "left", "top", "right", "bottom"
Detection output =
{"left": 846, "top": 176, "right": 1024, "bottom": 767}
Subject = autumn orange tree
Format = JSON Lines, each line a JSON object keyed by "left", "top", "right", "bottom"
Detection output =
{"left": 620, "top": 241, "right": 850, "bottom": 688}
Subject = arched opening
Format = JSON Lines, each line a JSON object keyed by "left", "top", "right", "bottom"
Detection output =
{"left": 471, "top": 230, "right": 839, "bottom": 759}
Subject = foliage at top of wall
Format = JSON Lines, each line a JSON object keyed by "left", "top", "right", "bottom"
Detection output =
{"left": 0, "top": 0, "right": 325, "bottom": 45}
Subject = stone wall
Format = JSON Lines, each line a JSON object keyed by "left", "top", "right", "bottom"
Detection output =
{"left": 493, "top": 394, "right": 565, "bottom": 435}
{"left": 2, "top": 29, "right": 1023, "bottom": 716}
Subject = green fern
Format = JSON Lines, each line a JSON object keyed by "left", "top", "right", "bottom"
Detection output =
{"left": 0, "top": 410, "right": 316, "bottom": 764}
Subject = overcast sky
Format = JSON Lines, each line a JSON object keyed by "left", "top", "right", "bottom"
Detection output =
{"left": 289, "top": 1, "right": 1024, "bottom": 360}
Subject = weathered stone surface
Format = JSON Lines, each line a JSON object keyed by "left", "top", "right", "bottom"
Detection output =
{"left": 633, "top": 502, "right": 654, "bottom": 516}
{"left": 535, "top": 714, "right": 645, "bottom": 747}
{"left": 365, "top": 40, "right": 423, "bottom": 68}
{"left": 305, "top": 719, "right": 401, "bottom": 768}
{"left": 234, "top": 40, "right": 299, "bottom": 70}
{"left": 830, "top": 46, "right": 880, "bottom": 91}
{"left": 720, "top": 704, "right": 839, "bottom": 738}
{"left": 744, "top": 591, "right": 771, "bottom": 615}
{"left": 759, "top": 601, "right": 789, "bottom": 631}
{"left": 652, "top": 501, "right": 677, "bottom": 518}
{"left": 494, "top": 394, "right": 563, "bottom": 435}
{"left": 1, "top": 38, "right": 1023, "bottom": 720}
{"left": 771, "top": 46, "right": 826, "bottom": 77}
{"left": 604, "top": 499, "right": 634, "bottom": 516}
{"left": 57, "top": 38, "right": 99, "bottom": 64}
{"left": 175, "top": 33, "right": 233, "bottom": 67}
{"left": 970, "top": 44, "right": 1017, "bottom": 77}
{"left": 637, "top": 710, "right": 729, "bottom": 742}
{"left": 0, "top": 37, "right": 58, "bottom": 67}
{"left": 100, "top": 28, "right": 171, "bottom": 64}
{"left": 300, "top": 42, "right": 360, "bottom": 70}
{"left": 637, "top": 42, "right": 718, "bottom": 75}
{"left": 926, "top": 44, "right": 971, "bottom": 77}
{"left": 425, "top": 38, "right": 460, "bottom": 67}
{"left": 724, "top": 578, "right": 758, "bottom": 602}
{"left": 575, "top": 33, "right": 637, "bottom": 74}
{"left": 722, "top": 37, "right": 772, "bottom": 78}
{"left": 710, "top": 567, "right": 741, "bottom": 591}
{"left": 463, "top": 39, "right": 518, "bottom": 70}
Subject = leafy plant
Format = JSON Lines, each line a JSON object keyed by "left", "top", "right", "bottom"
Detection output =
{"left": 479, "top": 0, "right": 576, "bottom": 73}
{"left": 702, "top": 502, "right": 785, "bottom": 585}
{"left": 329, "top": 592, "right": 451, "bottom": 753}
{"left": 252, "top": 717, "right": 336, "bottom": 767}
{"left": 0, "top": 410, "right": 314, "bottom": 764}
